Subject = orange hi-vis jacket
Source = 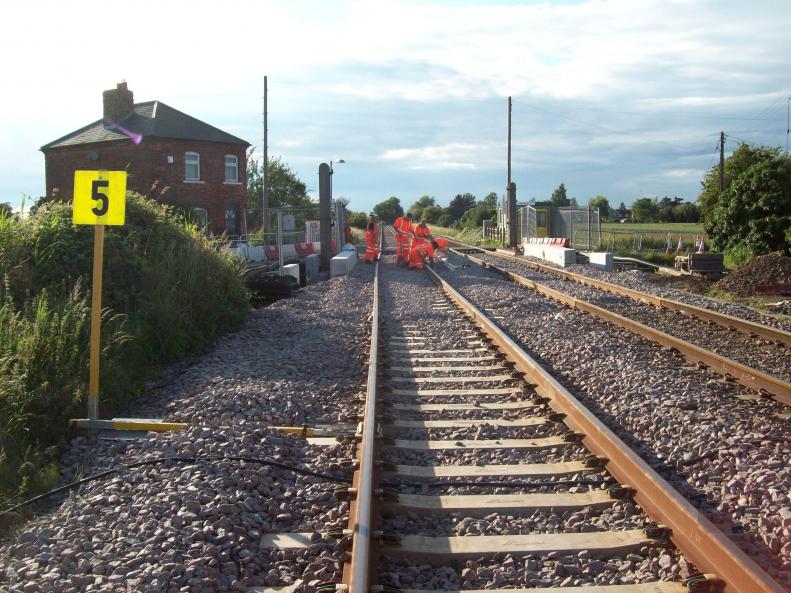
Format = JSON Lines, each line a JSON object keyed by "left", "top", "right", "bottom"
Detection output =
{"left": 393, "top": 216, "right": 413, "bottom": 257}
{"left": 411, "top": 222, "right": 431, "bottom": 249}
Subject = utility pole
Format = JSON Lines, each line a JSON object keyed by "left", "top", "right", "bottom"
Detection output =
{"left": 262, "top": 76, "right": 268, "bottom": 234}
{"left": 506, "top": 96, "right": 512, "bottom": 246}
{"left": 786, "top": 96, "right": 790, "bottom": 154}
{"left": 719, "top": 131, "right": 725, "bottom": 192}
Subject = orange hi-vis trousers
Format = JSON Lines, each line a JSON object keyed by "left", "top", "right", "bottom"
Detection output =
{"left": 364, "top": 228, "right": 380, "bottom": 262}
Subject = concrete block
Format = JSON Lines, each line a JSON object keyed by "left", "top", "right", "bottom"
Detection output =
{"left": 283, "top": 263, "right": 300, "bottom": 284}
{"left": 331, "top": 250, "right": 357, "bottom": 277}
{"left": 586, "top": 251, "right": 613, "bottom": 272}
{"left": 522, "top": 241, "right": 576, "bottom": 268}
{"left": 304, "top": 254, "right": 320, "bottom": 283}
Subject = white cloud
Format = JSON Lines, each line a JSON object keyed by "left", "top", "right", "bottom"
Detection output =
{"left": 380, "top": 143, "right": 487, "bottom": 170}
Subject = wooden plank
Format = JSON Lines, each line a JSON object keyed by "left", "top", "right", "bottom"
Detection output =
{"left": 395, "top": 584, "right": 687, "bottom": 593}
{"left": 307, "top": 437, "right": 344, "bottom": 446}
{"left": 390, "top": 437, "right": 569, "bottom": 450}
{"left": 259, "top": 533, "right": 316, "bottom": 548}
{"left": 389, "top": 365, "right": 505, "bottom": 372}
{"left": 388, "top": 491, "right": 615, "bottom": 512}
{"left": 385, "top": 418, "right": 545, "bottom": 429}
{"left": 389, "top": 356, "right": 498, "bottom": 363}
{"left": 388, "top": 401, "right": 535, "bottom": 412}
{"left": 388, "top": 387, "right": 522, "bottom": 397}
{"left": 384, "top": 461, "right": 591, "bottom": 478}
{"left": 389, "top": 347, "right": 487, "bottom": 354}
{"left": 390, "top": 529, "right": 650, "bottom": 557}
{"left": 391, "top": 374, "right": 515, "bottom": 384}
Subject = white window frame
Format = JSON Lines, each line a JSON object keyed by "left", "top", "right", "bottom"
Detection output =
{"left": 185, "top": 152, "right": 200, "bottom": 181}
{"left": 224, "top": 154, "right": 239, "bottom": 183}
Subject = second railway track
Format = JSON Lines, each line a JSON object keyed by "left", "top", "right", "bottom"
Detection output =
{"left": 442, "top": 240, "right": 791, "bottom": 406}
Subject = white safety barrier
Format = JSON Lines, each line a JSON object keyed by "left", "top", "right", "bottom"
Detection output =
{"left": 330, "top": 250, "right": 357, "bottom": 277}
{"left": 522, "top": 241, "right": 576, "bottom": 267}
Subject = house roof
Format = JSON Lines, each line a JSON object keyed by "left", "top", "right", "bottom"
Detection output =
{"left": 41, "top": 101, "right": 250, "bottom": 151}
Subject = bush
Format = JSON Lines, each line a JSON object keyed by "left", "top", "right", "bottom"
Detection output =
{"left": 347, "top": 211, "right": 368, "bottom": 228}
{"left": 0, "top": 193, "right": 249, "bottom": 517}
{"left": 724, "top": 243, "right": 755, "bottom": 270}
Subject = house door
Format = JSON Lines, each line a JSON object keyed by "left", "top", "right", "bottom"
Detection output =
{"left": 225, "top": 205, "right": 240, "bottom": 236}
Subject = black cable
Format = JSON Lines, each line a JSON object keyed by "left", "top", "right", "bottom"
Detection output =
{"left": 1, "top": 455, "right": 352, "bottom": 518}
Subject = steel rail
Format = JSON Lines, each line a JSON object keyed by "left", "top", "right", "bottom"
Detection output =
{"left": 423, "top": 263, "right": 785, "bottom": 593}
{"left": 453, "top": 248, "right": 791, "bottom": 406}
{"left": 445, "top": 239, "right": 791, "bottom": 348}
{"left": 345, "top": 261, "right": 379, "bottom": 593}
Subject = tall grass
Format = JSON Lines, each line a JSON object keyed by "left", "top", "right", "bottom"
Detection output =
{"left": 0, "top": 195, "right": 249, "bottom": 521}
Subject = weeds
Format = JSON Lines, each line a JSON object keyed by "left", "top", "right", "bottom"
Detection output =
{"left": 0, "top": 194, "right": 249, "bottom": 518}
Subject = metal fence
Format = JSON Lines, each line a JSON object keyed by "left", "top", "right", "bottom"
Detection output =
{"left": 513, "top": 205, "right": 602, "bottom": 249}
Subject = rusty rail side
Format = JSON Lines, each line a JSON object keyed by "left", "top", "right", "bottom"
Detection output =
{"left": 455, "top": 250, "right": 791, "bottom": 406}
{"left": 446, "top": 240, "right": 791, "bottom": 348}
{"left": 344, "top": 261, "right": 379, "bottom": 593}
{"left": 424, "top": 263, "right": 785, "bottom": 593}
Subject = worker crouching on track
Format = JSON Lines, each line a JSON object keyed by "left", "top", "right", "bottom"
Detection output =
{"left": 411, "top": 219, "right": 433, "bottom": 250}
{"left": 393, "top": 212, "right": 414, "bottom": 265}
{"left": 407, "top": 237, "right": 448, "bottom": 270}
{"left": 364, "top": 214, "right": 380, "bottom": 263}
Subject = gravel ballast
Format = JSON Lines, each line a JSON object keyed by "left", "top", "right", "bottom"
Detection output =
{"left": 0, "top": 264, "right": 374, "bottom": 593}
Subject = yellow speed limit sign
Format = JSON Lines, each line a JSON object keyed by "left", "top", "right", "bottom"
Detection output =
{"left": 73, "top": 170, "right": 127, "bottom": 225}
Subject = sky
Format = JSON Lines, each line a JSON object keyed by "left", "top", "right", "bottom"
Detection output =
{"left": 1, "top": 0, "right": 789, "bottom": 214}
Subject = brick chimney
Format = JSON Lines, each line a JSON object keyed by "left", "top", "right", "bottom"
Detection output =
{"left": 103, "top": 81, "right": 134, "bottom": 124}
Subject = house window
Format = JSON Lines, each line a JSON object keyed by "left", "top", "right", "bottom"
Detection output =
{"left": 185, "top": 152, "right": 200, "bottom": 181}
{"left": 225, "top": 205, "right": 240, "bottom": 236}
{"left": 224, "top": 155, "right": 239, "bottom": 182}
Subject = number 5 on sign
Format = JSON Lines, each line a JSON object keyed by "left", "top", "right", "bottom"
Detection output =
{"left": 73, "top": 170, "right": 126, "bottom": 225}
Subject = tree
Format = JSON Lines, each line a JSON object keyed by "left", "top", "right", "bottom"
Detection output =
{"left": 373, "top": 196, "right": 404, "bottom": 224}
{"left": 705, "top": 152, "right": 791, "bottom": 254}
{"left": 698, "top": 143, "right": 779, "bottom": 222}
{"left": 347, "top": 211, "right": 368, "bottom": 228}
{"left": 587, "top": 196, "right": 610, "bottom": 219}
{"left": 408, "top": 195, "right": 436, "bottom": 220}
{"left": 421, "top": 205, "right": 444, "bottom": 224}
{"left": 617, "top": 202, "right": 628, "bottom": 220}
{"left": 459, "top": 204, "right": 496, "bottom": 230}
{"left": 482, "top": 192, "right": 498, "bottom": 210}
{"left": 550, "top": 183, "right": 570, "bottom": 207}
{"left": 0, "top": 202, "right": 12, "bottom": 218}
{"left": 672, "top": 202, "right": 700, "bottom": 223}
{"left": 447, "top": 193, "right": 476, "bottom": 223}
{"left": 246, "top": 149, "right": 314, "bottom": 230}
{"left": 631, "top": 198, "right": 659, "bottom": 223}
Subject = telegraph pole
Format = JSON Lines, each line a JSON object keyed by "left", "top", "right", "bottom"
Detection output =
{"left": 786, "top": 96, "right": 789, "bottom": 154}
{"left": 262, "top": 76, "right": 268, "bottom": 234}
{"left": 719, "top": 131, "right": 725, "bottom": 192}
{"left": 506, "top": 96, "right": 512, "bottom": 246}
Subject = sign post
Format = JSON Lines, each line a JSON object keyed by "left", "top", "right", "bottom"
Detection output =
{"left": 73, "top": 170, "right": 127, "bottom": 421}
{"left": 70, "top": 172, "right": 187, "bottom": 434}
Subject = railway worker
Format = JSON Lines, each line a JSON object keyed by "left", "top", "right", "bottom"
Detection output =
{"left": 407, "top": 237, "right": 448, "bottom": 270}
{"left": 393, "top": 212, "right": 414, "bottom": 265}
{"left": 411, "top": 219, "right": 433, "bottom": 250}
{"left": 364, "top": 214, "right": 380, "bottom": 263}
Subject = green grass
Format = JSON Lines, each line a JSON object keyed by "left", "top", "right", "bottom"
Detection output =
{"left": 601, "top": 222, "right": 705, "bottom": 234}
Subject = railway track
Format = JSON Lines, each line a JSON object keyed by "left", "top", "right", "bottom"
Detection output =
{"left": 441, "top": 240, "right": 791, "bottom": 406}
{"left": 257, "top": 228, "right": 783, "bottom": 593}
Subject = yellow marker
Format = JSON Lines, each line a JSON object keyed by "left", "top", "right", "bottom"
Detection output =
{"left": 73, "top": 170, "right": 127, "bottom": 226}
{"left": 72, "top": 170, "right": 127, "bottom": 421}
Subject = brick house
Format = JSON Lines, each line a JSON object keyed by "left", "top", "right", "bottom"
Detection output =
{"left": 41, "top": 82, "right": 250, "bottom": 235}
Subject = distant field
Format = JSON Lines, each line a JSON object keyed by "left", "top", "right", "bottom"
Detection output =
{"left": 601, "top": 222, "right": 705, "bottom": 235}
